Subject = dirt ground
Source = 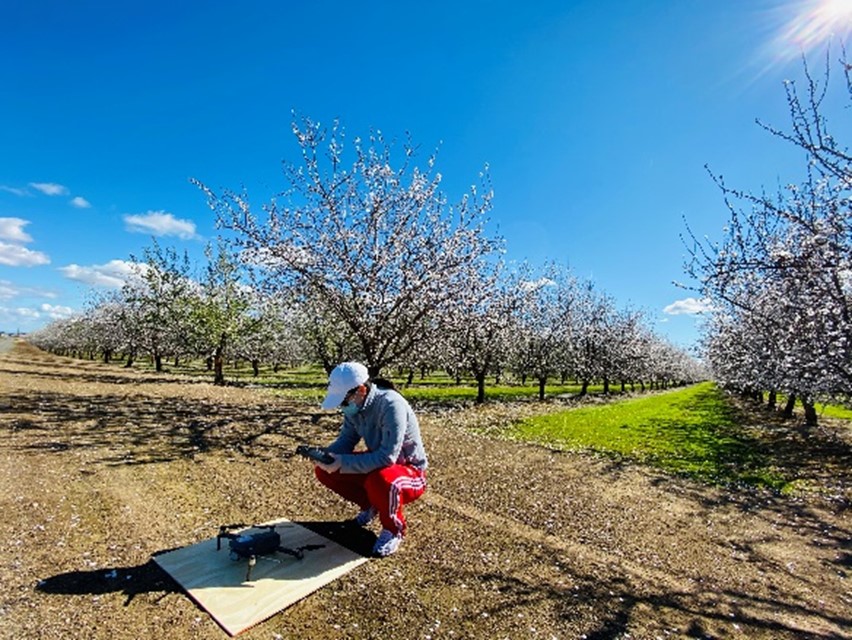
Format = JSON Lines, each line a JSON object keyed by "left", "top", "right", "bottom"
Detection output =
{"left": 0, "top": 339, "right": 850, "bottom": 640}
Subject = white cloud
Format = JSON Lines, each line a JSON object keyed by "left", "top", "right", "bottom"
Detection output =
{"left": 124, "top": 211, "right": 197, "bottom": 239}
{"left": 0, "top": 219, "right": 50, "bottom": 267}
{"left": 0, "top": 304, "right": 75, "bottom": 323}
{"left": 58, "top": 259, "right": 137, "bottom": 288}
{"left": 663, "top": 297, "right": 714, "bottom": 316}
{"left": 2, "top": 184, "right": 87, "bottom": 208}
{"left": 0, "top": 217, "right": 33, "bottom": 243}
{"left": 0, "top": 280, "right": 56, "bottom": 301}
{"left": 0, "top": 306, "right": 38, "bottom": 320}
{"left": 0, "top": 185, "right": 29, "bottom": 197}
{"left": 40, "top": 303, "right": 75, "bottom": 319}
{"left": 0, "top": 282, "right": 19, "bottom": 300}
{"left": 519, "top": 277, "right": 556, "bottom": 292}
{"left": 29, "top": 182, "right": 69, "bottom": 196}
{"left": 0, "top": 241, "right": 50, "bottom": 267}
{"left": 70, "top": 196, "right": 91, "bottom": 209}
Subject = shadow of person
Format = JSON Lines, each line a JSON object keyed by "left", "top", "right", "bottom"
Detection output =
{"left": 295, "top": 519, "right": 378, "bottom": 557}
{"left": 35, "top": 558, "right": 180, "bottom": 606}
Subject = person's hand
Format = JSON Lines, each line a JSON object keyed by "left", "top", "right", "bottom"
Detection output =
{"left": 315, "top": 452, "right": 342, "bottom": 474}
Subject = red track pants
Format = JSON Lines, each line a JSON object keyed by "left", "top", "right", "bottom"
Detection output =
{"left": 314, "top": 462, "right": 426, "bottom": 536}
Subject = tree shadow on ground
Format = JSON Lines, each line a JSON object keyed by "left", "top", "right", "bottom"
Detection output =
{"left": 0, "top": 348, "right": 330, "bottom": 390}
{"left": 0, "top": 388, "right": 337, "bottom": 466}
{"left": 456, "top": 567, "right": 851, "bottom": 639}
{"left": 0, "top": 359, "right": 330, "bottom": 390}
{"left": 0, "top": 360, "right": 212, "bottom": 387}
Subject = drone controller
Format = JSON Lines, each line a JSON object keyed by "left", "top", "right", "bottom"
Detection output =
{"left": 296, "top": 444, "right": 335, "bottom": 465}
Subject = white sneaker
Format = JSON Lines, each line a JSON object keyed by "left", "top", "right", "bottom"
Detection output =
{"left": 354, "top": 506, "right": 377, "bottom": 527}
{"left": 372, "top": 529, "right": 403, "bottom": 557}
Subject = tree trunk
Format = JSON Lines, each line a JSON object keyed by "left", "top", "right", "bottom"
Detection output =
{"left": 476, "top": 372, "right": 486, "bottom": 404}
{"left": 154, "top": 353, "right": 163, "bottom": 372}
{"left": 206, "top": 356, "right": 213, "bottom": 371}
{"left": 579, "top": 380, "right": 589, "bottom": 397}
{"left": 214, "top": 352, "right": 225, "bottom": 385}
{"left": 214, "top": 332, "right": 227, "bottom": 386}
{"left": 767, "top": 390, "right": 777, "bottom": 410}
{"left": 251, "top": 359, "right": 260, "bottom": 376}
{"left": 538, "top": 376, "right": 546, "bottom": 401}
{"left": 802, "top": 400, "right": 818, "bottom": 427}
{"left": 782, "top": 394, "right": 797, "bottom": 418}
{"left": 124, "top": 349, "right": 136, "bottom": 368}
{"left": 603, "top": 377, "right": 610, "bottom": 395}
{"left": 102, "top": 349, "right": 112, "bottom": 364}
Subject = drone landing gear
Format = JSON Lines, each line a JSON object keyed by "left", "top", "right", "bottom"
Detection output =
{"left": 240, "top": 544, "right": 314, "bottom": 581}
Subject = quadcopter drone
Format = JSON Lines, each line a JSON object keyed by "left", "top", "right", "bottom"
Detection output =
{"left": 216, "top": 523, "right": 324, "bottom": 582}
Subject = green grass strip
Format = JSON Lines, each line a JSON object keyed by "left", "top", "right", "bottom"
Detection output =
{"left": 509, "top": 382, "right": 787, "bottom": 490}
{"left": 134, "top": 357, "right": 607, "bottom": 403}
{"left": 817, "top": 403, "right": 852, "bottom": 420}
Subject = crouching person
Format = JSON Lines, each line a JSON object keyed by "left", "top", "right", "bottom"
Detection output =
{"left": 313, "top": 362, "right": 428, "bottom": 557}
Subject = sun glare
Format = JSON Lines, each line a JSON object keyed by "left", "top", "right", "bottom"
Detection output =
{"left": 820, "top": 0, "right": 852, "bottom": 23}
{"left": 774, "top": 0, "right": 852, "bottom": 59}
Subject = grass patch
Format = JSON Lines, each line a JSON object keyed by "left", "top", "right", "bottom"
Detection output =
{"left": 509, "top": 382, "right": 787, "bottom": 490}
{"left": 814, "top": 402, "right": 852, "bottom": 421}
{"left": 271, "top": 381, "right": 605, "bottom": 405}
{"left": 769, "top": 393, "right": 852, "bottom": 423}
{"left": 134, "top": 356, "right": 604, "bottom": 404}
{"left": 401, "top": 382, "right": 603, "bottom": 402}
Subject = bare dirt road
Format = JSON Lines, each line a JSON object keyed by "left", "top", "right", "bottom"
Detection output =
{"left": 0, "top": 340, "right": 849, "bottom": 639}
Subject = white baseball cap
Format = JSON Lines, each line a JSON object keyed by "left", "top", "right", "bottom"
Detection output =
{"left": 320, "top": 362, "right": 370, "bottom": 409}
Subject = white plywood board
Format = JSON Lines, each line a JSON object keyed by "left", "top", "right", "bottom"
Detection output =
{"left": 153, "top": 519, "right": 370, "bottom": 636}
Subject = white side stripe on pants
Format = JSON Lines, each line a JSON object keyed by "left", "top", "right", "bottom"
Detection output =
{"left": 389, "top": 474, "right": 427, "bottom": 533}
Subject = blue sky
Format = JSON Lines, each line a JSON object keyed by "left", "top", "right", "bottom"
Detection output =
{"left": 2, "top": 0, "right": 850, "bottom": 348}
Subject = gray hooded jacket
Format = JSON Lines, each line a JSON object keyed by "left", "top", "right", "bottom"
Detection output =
{"left": 326, "top": 384, "right": 428, "bottom": 475}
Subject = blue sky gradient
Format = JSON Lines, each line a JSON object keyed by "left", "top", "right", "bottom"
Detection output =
{"left": 2, "top": 0, "right": 850, "bottom": 347}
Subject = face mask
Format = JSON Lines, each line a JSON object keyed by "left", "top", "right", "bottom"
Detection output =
{"left": 340, "top": 403, "right": 359, "bottom": 418}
